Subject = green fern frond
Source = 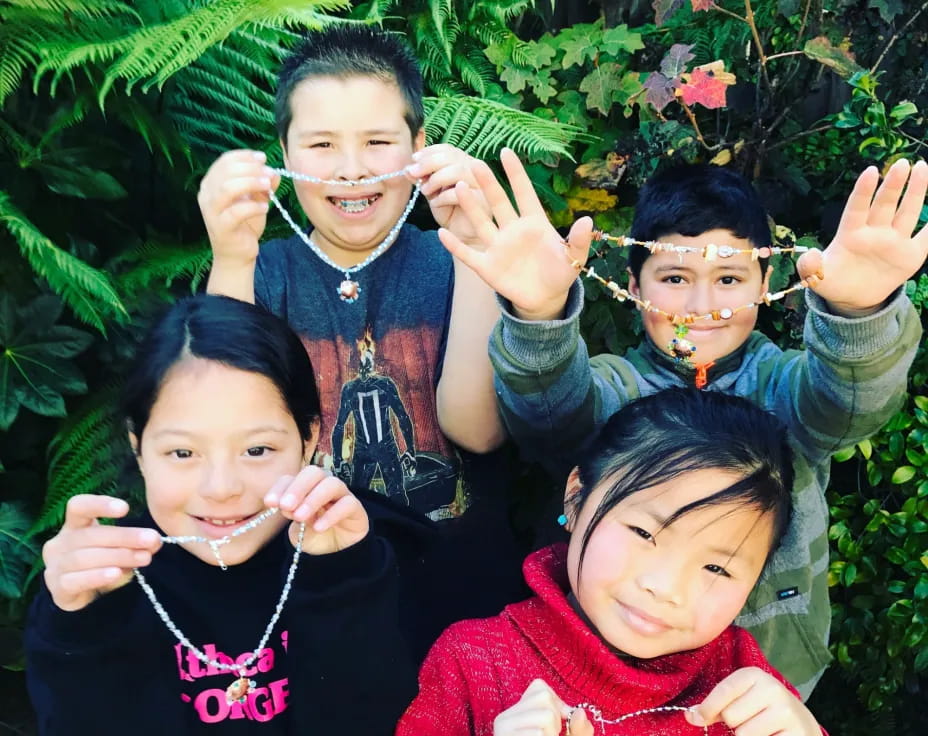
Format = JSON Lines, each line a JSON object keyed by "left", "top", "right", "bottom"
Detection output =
{"left": 106, "top": 95, "right": 193, "bottom": 166}
{"left": 116, "top": 240, "right": 212, "bottom": 296}
{"left": 0, "top": 117, "right": 35, "bottom": 162}
{"left": 0, "top": 27, "right": 38, "bottom": 105}
{"left": 32, "top": 386, "right": 127, "bottom": 536}
{"left": 3, "top": 0, "right": 138, "bottom": 21}
{"left": 0, "top": 191, "right": 128, "bottom": 333}
{"left": 428, "top": 0, "right": 455, "bottom": 60}
{"left": 424, "top": 95, "right": 582, "bottom": 161}
{"left": 103, "top": 0, "right": 349, "bottom": 101}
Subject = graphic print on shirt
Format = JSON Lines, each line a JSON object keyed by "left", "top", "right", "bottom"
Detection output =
{"left": 175, "top": 630, "right": 290, "bottom": 725}
{"left": 306, "top": 326, "right": 470, "bottom": 521}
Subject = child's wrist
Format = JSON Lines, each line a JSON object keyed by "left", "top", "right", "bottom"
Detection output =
{"left": 512, "top": 298, "right": 568, "bottom": 322}
{"left": 825, "top": 298, "right": 888, "bottom": 318}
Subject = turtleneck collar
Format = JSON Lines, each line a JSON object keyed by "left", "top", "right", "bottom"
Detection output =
{"left": 506, "top": 545, "right": 742, "bottom": 719}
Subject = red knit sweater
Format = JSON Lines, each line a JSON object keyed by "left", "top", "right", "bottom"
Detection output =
{"left": 398, "top": 544, "right": 808, "bottom": 736}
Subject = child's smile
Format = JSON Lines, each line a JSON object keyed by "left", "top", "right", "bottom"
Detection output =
{"left": 281, "top": 75, "right": 425, "bottom": 268}
{"left": 566, "top": 467, "right": 774, "bottom": 659}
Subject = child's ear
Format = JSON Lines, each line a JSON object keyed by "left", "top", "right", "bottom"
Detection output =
{"left": 760, "top": 263, "right": 773, "bottom": 298}
{"left": 627, "top": 267, "right": 642, "bottom": 307}
{"left": 127, "top": 426, "right": 144, "bottom": 474}
{"left": 302, "top": 417, "right": 321, "bottom": 466}
{"left": 413, "top": 128, "right": 426, "bottom": 153}
{"left": 562, "top": 467, "right": 583, "bottom": 532}
{"left": 279, "top": 137, "right": 290, "bottom": 167}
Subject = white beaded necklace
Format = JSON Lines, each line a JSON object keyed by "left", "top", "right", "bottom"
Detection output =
{"left": 567, "top": 703, "right": 709, "bottom": 735}
{"left": 267, "top": 167, "right": 421, "bottom": 303}
{"left": 133, "top": 509, "right": 304, "bottom": 705}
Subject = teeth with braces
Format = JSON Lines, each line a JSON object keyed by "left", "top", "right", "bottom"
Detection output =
{"left": 333, "top": 196, "right": 376, "bottom": 213}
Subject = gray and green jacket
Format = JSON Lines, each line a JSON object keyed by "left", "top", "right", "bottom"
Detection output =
{"left": 490, "top": 281, "right": 921, "bottom": 699}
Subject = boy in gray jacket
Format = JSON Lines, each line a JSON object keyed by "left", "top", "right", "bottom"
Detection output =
{"left": 438, "top": 149, "right": 926, "bottom": 698}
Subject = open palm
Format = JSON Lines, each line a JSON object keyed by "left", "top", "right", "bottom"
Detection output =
{"left": 798, "top": 159, "right": 928, "bottom": 312}
{"left": 438, "top": 149, "right": 593, "bottom": 321}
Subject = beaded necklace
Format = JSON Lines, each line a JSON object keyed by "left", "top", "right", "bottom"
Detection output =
{"left": 573, "top": 230, "right": 823, "bottom": 368}
{"left": 567, "top": 702, "right": 709, "bottom": 735}
{"left": 133, "top": 508, "right": 303, "bottom": 705}
{"left": 267, "top": 167, "right": 420, "bottom": 302}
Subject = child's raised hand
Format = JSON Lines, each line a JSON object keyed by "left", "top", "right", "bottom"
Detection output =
{"left": 797, "top": 158, "right": 928, "bottom": 315}
{"left": 197, "top": 149, "right": 281, "bottom": 268}
{"left": 264, "top": 466, "right": 370, "bottom": 555}
{"left": 406, "top": 144, "right": 489, "bottom": 245}
{"left": 492, "top": 679, "right": 593, "bottom": 736}
{"left": 42, "top": 495, "right": 162, "bottom": 612}
{"left": 685, "top": 667, "right": 821, "bottom": 735}
{"left": 437, "top": 148, "right": 593, "bottom": 322}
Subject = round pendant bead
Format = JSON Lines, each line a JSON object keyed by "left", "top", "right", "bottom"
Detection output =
{"left": 338, "top": 280, "right": 360, "bottom": 302}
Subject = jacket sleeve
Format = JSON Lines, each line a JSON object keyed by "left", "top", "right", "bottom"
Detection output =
{"left": 754, "top": 288, "right": 921, "bottom": 467}
{"left": 25, "top": 582, "right": 165, "bottom": 734}
{"left": 489, "top": 279, "right": 638, "bottom": 476}
{"left": 285, "top": 532, "right": 419, "bottom": 735}
{"left": 396, "top": 627, "right": 477, "bottom": 736}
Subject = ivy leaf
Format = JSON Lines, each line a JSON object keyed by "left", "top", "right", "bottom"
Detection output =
{"left": 500, "top": 66, "right": 537, "bottom": 94}
{"left": 555, "top": 90, "right": 591, "bottom": 128}
{"left": 560, "top": 36, "right": 595, "bottom": 69}
{"left": 679, "top": 64, "right": 735, "bottom": 109}
{"left": 580, "top": 62, "right": 626, "bottom": 115}
{"left": 653, "top": 0, "right": 685, "bottom": 26}
{"left": 868, "top": 0, "right": 905, "bottom": 23}
{"left": 660, "top": 43, "right": 695, "bottom": 78}
{"left": 643, "top": 72, "right": 676, "bottom": 111}
{"left": 601, "top": 25, "right": 644, "bottom": 56}
{"left": 690, "top": 0, "right": 713, "bottom": 10}
{"left": 803, "top": 36, "right": 864, "bottom": 80}
{"left": 529, "top": 70, "right": 558, "bottom": 104}
{"left": 521, "top": 40, "right": 557, "bottom": 69}
{"left": 0, "top": 502, "right": 39, "bottom": 599}
{"left": 0, "top": 293, "right": 93, "bottom": 430}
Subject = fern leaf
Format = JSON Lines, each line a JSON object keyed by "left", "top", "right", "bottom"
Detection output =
{"left": 32, "top": 387, "right": 127, "bottom": 536}
{"left": 0, "top": 191, "right": 128, "bottom": 333}
{"left": 115, "top": 240, "right": 212, "bottom": 297}
{"left": 424, "top": 95, "right": 582, "bottom": 161}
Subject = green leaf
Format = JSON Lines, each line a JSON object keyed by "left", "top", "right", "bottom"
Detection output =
{"left": 803, "top": 36, "right": 865, "bottom": 80}
{"left": 0, "top": 191, "right": 128, "bottom": 332}
{"left": 33, "top": 162, "right": 128, "bottom": 200}
{"left": 580, "top": 63, "right": 626, "bottom": 116}
{"left": 915, "top": 577, "right": 928, "bottom": 600}
{"left": 890, "top": 101, "right": 918, "bottom": 121}
{"left": 500, "top": 65, "right": 537, "bottom": 94}
{"left": 601, "top": 25, "right": 644, "bottom": 57}
{"left": 833, "top": 445, "right": 856, "bottom": 462}
{"left": 559, "top": 36, "right": 594, "bottom": 69}
{"left": 0, "top": 502, "right": 40, "bottom": 599}
{"left": 0, "top": 293, "right": 93, "bottom": 430}
{"left": 891, "top": 466, "right": 917, "bottom": 484}
{"left": 869, "top": 0, "right": 905, "bottom": 24}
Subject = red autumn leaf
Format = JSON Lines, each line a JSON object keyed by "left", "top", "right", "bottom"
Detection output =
{"left": 678, "top": 67, "right": 729, "bottom": 109}
{"left": 691, "top": 0, "right": 713, "bottom": 11}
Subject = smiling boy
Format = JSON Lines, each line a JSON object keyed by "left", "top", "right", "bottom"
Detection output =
{"left": 198, "top": 26, "right": 526, "bottom": 647}
{"left": 439, "top": 150, "right": 926, "bottom": 696}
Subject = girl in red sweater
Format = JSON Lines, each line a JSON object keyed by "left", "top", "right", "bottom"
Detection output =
{"left": 398, "top": 388, "right": 825, "bottom": 736}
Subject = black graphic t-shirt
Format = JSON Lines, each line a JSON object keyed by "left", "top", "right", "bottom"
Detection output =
{"left": 257, "top": 225, "right": 464, "bottom": 520}
{"left": 255, "top": 225, "right": 528, "bottom": 643}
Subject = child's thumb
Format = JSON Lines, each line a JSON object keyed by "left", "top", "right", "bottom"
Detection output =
{"left": 795, "top": 248, "right": 824, "bottom": 283}
{"left": 566, "top": 706, "right": 594, "bottom": 736}
{"left": 684, "top": 706, "right": 708, "bottom": 728}
{"left": 566, "top": 216, "right": 593, "bottom": 263}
